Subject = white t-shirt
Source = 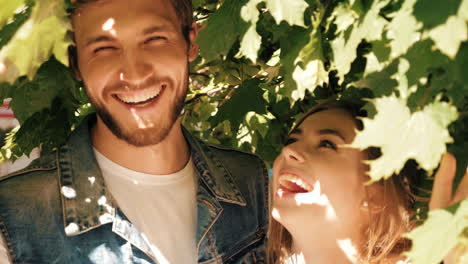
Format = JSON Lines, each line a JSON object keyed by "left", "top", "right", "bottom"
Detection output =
{"left": 0, "top": 150, "right": 198, "bottom": 264}
{"left": 95, "top": 149, "right": 198, "bottom": 264}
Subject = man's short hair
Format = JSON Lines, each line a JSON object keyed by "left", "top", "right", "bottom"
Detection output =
{"left": 73, "top": 0, "right": 194, "bottom": 42}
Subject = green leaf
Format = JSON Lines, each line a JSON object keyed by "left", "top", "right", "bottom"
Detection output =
{"left": 403, "top": 39, "right": 450, "bottom": 88}
{"left": 413, "top": 0, "right": 462, "bottom": 29}
{"left": 290, "top": 25, "right": 328, "bottom": 101}
{"left": 0, "top": 0, "right": 72, "bottom": 83}
{"left": 278, "top": 25, "right": 310, "bottom": 100}
{"left": 197, "top": 0, "right": 248, "bottom": 62}
{"left": 404, "top": 199, "right": 468, "bottom": 264}
{"left": 428, "top": 15, "right": 468, "bottom": 59}
{"left": 209, "top": 78, "right": 267, "bottom": 130}
{"left": 350, "top": 95, "right": 458, "bottom": 181}
{"left": 264, "top": 0, "right": 309, "bottom": 27}
{"left": 3, "top": 97, "right": 71, "bottom": 160}
{"left": 9, "top": 57, "right": 78, "bottom": 123}
{"left": 237, "top": 0, "right": 262, "bottom": 63}
{"left": 0, "top": 0, "right": 25, "bottom": 28}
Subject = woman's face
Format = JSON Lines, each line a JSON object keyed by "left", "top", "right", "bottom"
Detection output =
{"left": 272, "top": 108, "right": 368, "bottom": 239}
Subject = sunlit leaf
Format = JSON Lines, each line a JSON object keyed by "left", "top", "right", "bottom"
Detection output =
{"left": 404, "top": 199, "right": 468, "bottom": 264}
{"left": 0, "top": 0, "right": 25, "bottom": 28}
{"left": 428, "top": 15, "right": 467, "bottom": 59}
{"left": 350, "top": 95, "right": 458, "bottom": 181}
{"left": 330, "top": 0, "right": 388, "bottom": 81}
{"left": 0, "top": 0, "right": 71, "bottom": 83}
{"left": 237, "top": 0, "right": 262, "bottom": 63}
{"left": 265, "top": 0, "right": 309, "bottom": 27}
{"left": 387, "top": 0, "right": 422, "bottom": 58}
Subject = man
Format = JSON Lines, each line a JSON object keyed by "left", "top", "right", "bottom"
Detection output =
{"left": 0, "top": 0, "right": 268, "bottom": 263}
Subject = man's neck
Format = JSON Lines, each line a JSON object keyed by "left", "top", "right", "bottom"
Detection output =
{"left": 91, "top": 118, "right": 190, "bottom": 175}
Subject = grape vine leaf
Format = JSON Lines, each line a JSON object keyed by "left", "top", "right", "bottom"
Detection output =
{"left": 291, "top": 27, "right": 328, "bottom": 101}
{"left": 330, "top": 0, "right": 387, "bottom": 82}
{"left": 9, "top": 57, "right": 78, "bottom": 124}
{"left": 413, "top": 0, "right": 462, "bottom": 29}
{"left": 350, "top": 95, "right": 458, "bottom": 181}
{"left": 404, "top": 199, "right": 468, "bottom": 264}
{"left": 264, "top": 0, "right": 309, "bottom": 27}
{"left": 460, "top": 0, "right": 468, "bottom": 20}
{"left": 0, "top": 0, "right": 25, "bottom": 28}
{"left": 428, "top": 15, "right": 467, "bottom": 59}
{"left": 197, "top": 0, "right": 248, "bottom": 62}
{"left": 387, "top": 0, "right": 422, "bottom": 58}
{"left": 237, "top": 0, "right": 262, "bottom": 63}
{"left": 0, "top": 0, "right": 71, "bottom": 84}
{"left": 209, "top": 78, "right": 267, "bottom": 131}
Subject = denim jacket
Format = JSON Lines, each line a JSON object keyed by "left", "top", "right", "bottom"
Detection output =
{"left": 0, "top": 116, "right": 269, "bottom": 263}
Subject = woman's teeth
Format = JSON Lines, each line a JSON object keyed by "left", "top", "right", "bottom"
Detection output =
{"left": 116, "top": 89, "right": 160, "bottom": 104}
{"left": 278, "top": 174, "right": 313, "bottom": 193}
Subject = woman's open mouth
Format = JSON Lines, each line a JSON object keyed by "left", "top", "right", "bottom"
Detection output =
{"left": 277, "top": 174, "right": 313, "bottom": 195}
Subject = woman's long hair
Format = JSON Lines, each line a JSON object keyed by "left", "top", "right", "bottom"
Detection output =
{"left": 267, "top": 100, "right": 418, "bottom": 263}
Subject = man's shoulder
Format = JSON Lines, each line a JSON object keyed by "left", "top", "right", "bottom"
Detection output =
{"left": 0, "top": 150, "right": 57, "bottom": 183}
{"left": 204, "top": 141, "right": 262, "bottom": 159}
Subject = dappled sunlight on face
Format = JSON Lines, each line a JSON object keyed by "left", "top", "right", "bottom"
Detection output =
{"left": 72, "top": 0, "right": 191, "bottom": 147}
{"left": 271, "top": 208, "right": 281, "bottom": 220}
{"left": 271, "top": 108, "right": 368, "bottom": 259}
{"left": 337, "top": 238, "right": 359, "bottom": 263}
{"left": 293, "top": 181, "right": 337, "bottom": 221}
{"left": 102, "top": 18, "right": 117, "bottom": 36}
{"left": 130, "top": 108, "right": 155, "bottom": 129}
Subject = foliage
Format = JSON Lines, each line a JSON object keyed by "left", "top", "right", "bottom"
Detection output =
{"left": 0, "top": 0, "right": 467, "bottom": 262}
{"left": 404, "top": 199, "right": 468, "bottom": 264}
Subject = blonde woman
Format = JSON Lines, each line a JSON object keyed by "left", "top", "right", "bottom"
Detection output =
{"left": 268, "top": 101, "right": 467, "bottom": 263}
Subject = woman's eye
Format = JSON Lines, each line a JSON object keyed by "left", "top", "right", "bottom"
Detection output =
{"left": 319, "top": 140, "right": 337, "bottom": 150}
{"left": 284, "top": 137, "right": 298, "bottom": 146}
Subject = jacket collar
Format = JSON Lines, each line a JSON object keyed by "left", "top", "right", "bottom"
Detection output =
{"left": 58, "top": 115, "right": 246, "bottom": 237}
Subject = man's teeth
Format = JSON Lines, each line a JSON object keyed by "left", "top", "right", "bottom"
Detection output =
{"left": 116, "top": 89, "right": 160, "bottom": 104}
{"left": 279, "top": 174, "right": 313, "bottom": 192}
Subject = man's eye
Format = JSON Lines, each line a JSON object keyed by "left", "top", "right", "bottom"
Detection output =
{"left": 145, "top": 36, "right": 165, "bottom": 43}
{"left": 318, "top": 140, "right": 337, "bottom": 150}
{"left": 93, "top": 46, "right": 116, "bottom": 53}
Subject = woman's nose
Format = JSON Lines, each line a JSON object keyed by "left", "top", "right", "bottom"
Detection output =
{"left": 281, "top": 145, "right": 305, "bottom": 163}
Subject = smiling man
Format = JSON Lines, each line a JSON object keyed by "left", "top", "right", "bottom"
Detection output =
{"left": 0, "top": 0, "right": 268, "bottom": 263}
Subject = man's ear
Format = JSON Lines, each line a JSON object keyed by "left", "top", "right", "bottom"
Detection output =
{"left": 188, "top": 22, "right": 199, "bottom": 62}
{"left": 68, "top": 45, "right": 82, "bottom": 81}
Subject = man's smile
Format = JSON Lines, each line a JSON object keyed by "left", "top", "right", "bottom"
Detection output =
{"left": 112, "top": 85, "right": 166, "bottom": 108}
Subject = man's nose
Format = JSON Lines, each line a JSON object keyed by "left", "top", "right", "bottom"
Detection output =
{"left": 118, "top": 50, "right": 153, "bottom": 87}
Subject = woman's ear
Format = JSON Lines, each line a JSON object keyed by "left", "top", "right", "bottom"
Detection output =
{"left": 68, "top": 45, "right": 82, "bottom": 81}
{"left": 361, "top": 184, "right": 386, "bottom": 214}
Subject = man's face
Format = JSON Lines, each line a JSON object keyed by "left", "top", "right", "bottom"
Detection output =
{"left": 72, "top": 0, "right": 198, "bottom": 146}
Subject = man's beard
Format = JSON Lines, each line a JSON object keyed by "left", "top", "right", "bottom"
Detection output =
{"left": 88, "top": 79, "right": 188, "bottom": 147}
